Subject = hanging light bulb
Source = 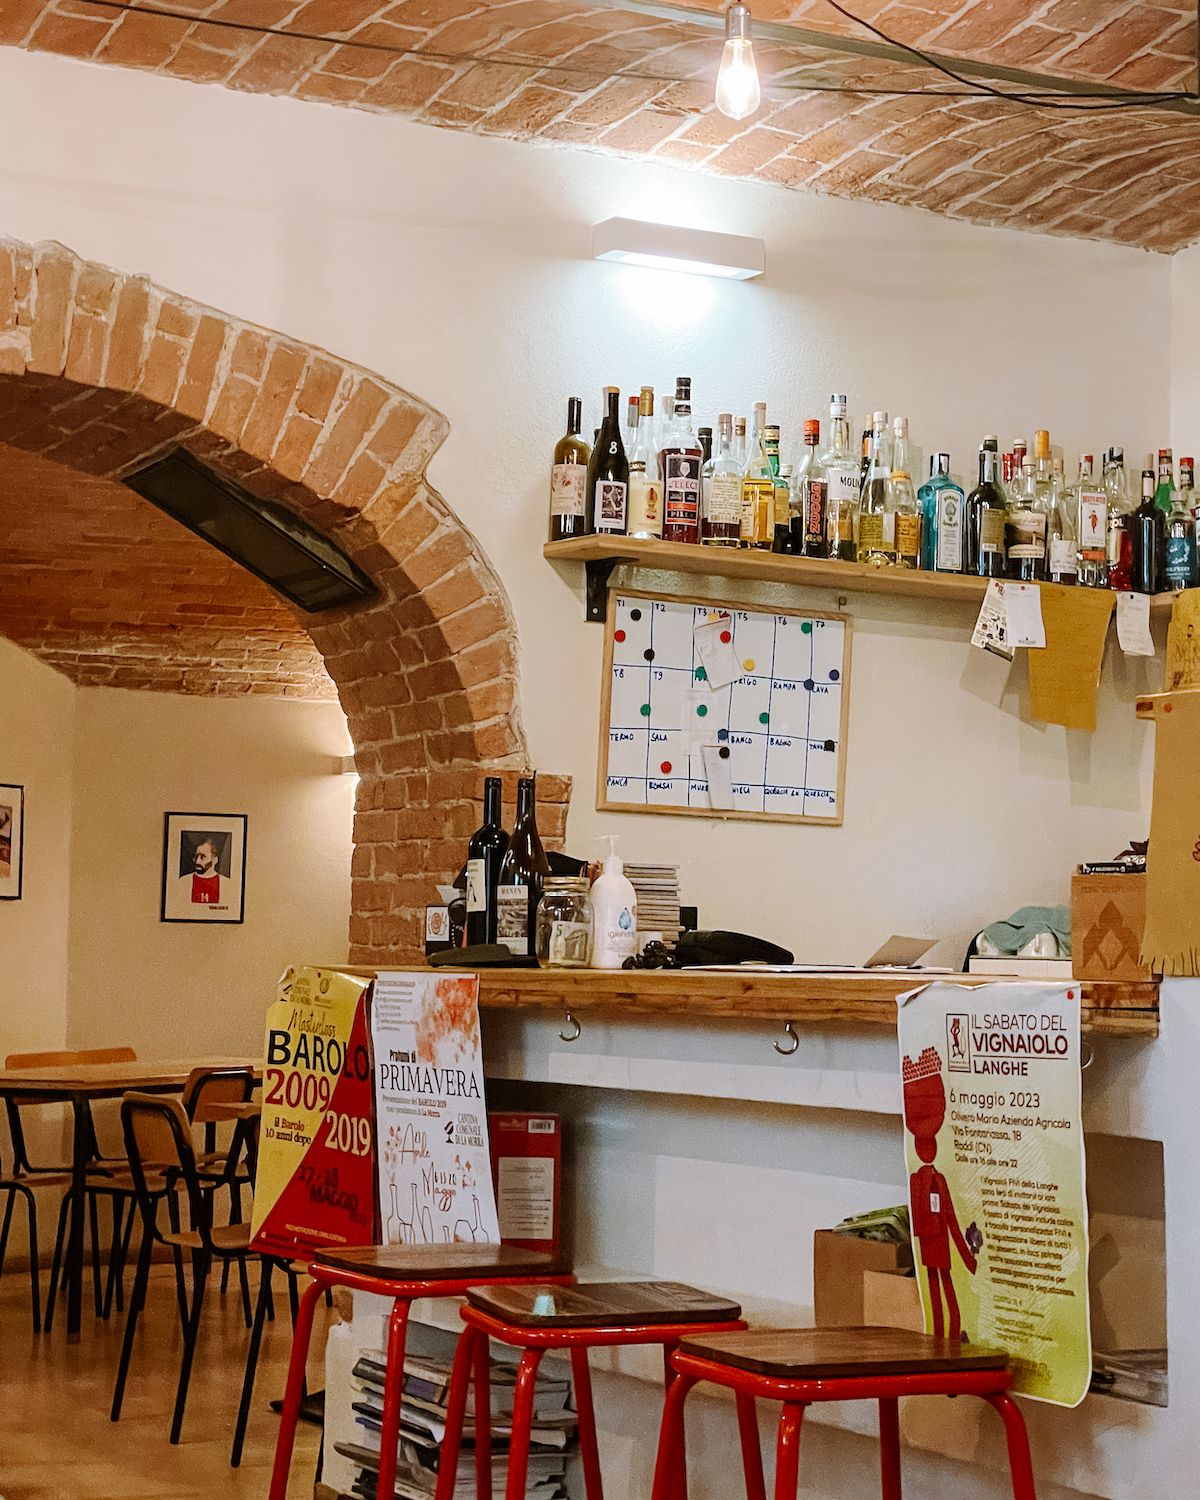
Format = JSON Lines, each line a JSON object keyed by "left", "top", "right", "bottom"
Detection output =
{"left": 715, "top": 2, "right": 760, "bottom": 121}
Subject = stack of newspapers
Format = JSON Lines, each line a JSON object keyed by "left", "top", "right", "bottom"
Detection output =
{"left": 333, "top": 1345, "right": 577, "bottom": 1500}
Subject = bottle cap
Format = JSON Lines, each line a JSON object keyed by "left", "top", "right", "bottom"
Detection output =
{"left": 803, "top": 418, "right": 820, "bottom": 442}
{"left": 1110, "top": 446, "right": 1124, "bottom": 463}
{"left": 1034, "top": 429, "right": 1050, "bottom": 458}
{"left": 829, "top": 394, "right": 848, "bottom": 417}
{"left": 1158, "top": 447, "right": 1173, "bottom": 460}
{"left": 936, "top": 452, "right": 951, "bottom": 474}
{"left": 893, "top": 415, "right": 908, "bottom": 437}
{"left": 1182, "top": 456, "right": 1194, "bottom": 467}
{"left": 873, "top": 410, "right": 888, "bottom": 426}
{"left": 982, "top": 434, "right": 998, "bottom": 451}
{"left": 676, "top": 377, "right": 692, "bottom": 397}
{"left": 764, "top": 424, "right": 780, "bottom": 440}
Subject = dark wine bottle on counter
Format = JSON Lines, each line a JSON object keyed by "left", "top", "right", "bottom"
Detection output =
{"left": 495, "top": 774, "right": 551, "bottom": 957}
{"left": 1132, "top": 461, "right": 1166, "bottom": 595}
{"left": 465, "top": 776, "right": 508, "bottom": 946}
{"left": 586, "top": 387, "right": 629, "bottom": 535}
{"left": 549, "top": 397, "right": 590, "bottom": 543}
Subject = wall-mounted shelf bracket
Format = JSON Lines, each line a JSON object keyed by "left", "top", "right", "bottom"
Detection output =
{"left": 585, "top": 557, "right": 620, "bottom": 622}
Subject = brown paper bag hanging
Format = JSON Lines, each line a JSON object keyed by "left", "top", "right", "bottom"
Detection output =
{"left": 1139, "top": 692, "right": 1200, "bottom": 975}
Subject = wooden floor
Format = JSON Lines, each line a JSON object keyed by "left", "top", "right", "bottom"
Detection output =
{"left": 0, "top": 1265, "right": 324, "bottom": 1499}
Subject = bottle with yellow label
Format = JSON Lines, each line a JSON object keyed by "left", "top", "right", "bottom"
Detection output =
{"left": 741, "top": 401, "right": 775, "bottom": 550}
{"left": 626, "top": 386, "right": 663, "bottom": 540}
{"left": 890, "top": 415, "right": 921, "bottom": 569}
{"left": 858, "top": 410, "right": 896, "bottom": 567}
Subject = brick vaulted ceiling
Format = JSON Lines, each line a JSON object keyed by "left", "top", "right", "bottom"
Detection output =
{"left": 0, "top": 442, "right": 334, "bottom": 696}
{"left": 4, "top": 1, "right": 1200, "bottom": 250}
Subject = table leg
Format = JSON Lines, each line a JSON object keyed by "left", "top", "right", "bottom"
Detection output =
{"left": 65, "top": 1095, "right": 89, "bottom": 1340}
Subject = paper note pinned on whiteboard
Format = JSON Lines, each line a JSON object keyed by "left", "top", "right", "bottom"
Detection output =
{"left": 971, "top": 580, "right": 1014, "bottom": 661}
{"left": 702, "top": 744, "right": 734, "bottom": 810}
{"left": 1116, "top": 591, "right": 1155, "bottom": 657}
{"left": 694, "top": 616, "right": 740, "bottom": 690}
{"left": 1003, "top": 582, "right": 1046, "bottom": 648}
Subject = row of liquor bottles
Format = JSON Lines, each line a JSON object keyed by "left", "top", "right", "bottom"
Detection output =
{"left": 548, "top": 380, "right": 1200, "bottom": 593}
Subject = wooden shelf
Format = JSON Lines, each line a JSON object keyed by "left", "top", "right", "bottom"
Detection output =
{"left": 544, "top": 535, "right": 1175, "bottom": 621}
{"left": 474, "top": 967, "right": 1159, "bottom": 1037}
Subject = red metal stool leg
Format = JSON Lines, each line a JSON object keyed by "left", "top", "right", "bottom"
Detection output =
{"left": 661, "top": 1346, "right": 689, "bottom": 1500}
{"left": 504, "top": 1347, "right": 545, "bottom": 1500}
{"left": 985, "top": 1393, "right": 1037, "bottom": 1500}
{"left": 375, "top": 1297, "right": 412, "bottom": 1500}
{"left": 773, "top": 1402, "right": 806, "bottom": 1500}
{"left": 879, "top": 1397, "right": 902, "bottom": 1499}
{"left": 650, "top": 1371, "right": 696, "bottom": 1500}
{"left": 474, "top": 1329, "right": 493, "bottom": 1500}
{"left": 268, "top": 1276, "right": 322, "bottom": 1500}
{"left": 571, "top": 1346, "right": 605, "bottom": 1500}
{"left": 736, "top": 1392, "right": 767, "bottom": 1500}
{"left": 434, "top": 1325, "right": 483, "bottom": 1500}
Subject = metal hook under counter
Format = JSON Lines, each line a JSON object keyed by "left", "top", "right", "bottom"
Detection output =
{"left": 773, "top": 1019, "right": 800, "bottom": 1056}
{"left": 558, "top": 1010, "right": 582, "bottom": 1043}
{"left": 1081, "top": 1039, "right": 1094, "bottom": 1070}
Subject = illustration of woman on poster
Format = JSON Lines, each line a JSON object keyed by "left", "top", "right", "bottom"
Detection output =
{"left": 902, "top": 1045, "right": 979, "bottom": 1340}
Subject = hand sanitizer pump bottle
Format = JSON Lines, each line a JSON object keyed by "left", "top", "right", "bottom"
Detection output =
{"left": 590, "top": 836, "right": 638, "bottom": 970}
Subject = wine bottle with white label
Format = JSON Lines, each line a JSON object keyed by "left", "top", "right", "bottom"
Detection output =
{"left": 586, "top": 387, "right": 629, "bottom": 536}
{"left": 548, "top": 397, "right": 590, "bottom": 542}
{"left": 465, "top": 776, "right": 508, "bottom": 946}
{"left": 495, "top": 775, "right": 551, "bottom": 957}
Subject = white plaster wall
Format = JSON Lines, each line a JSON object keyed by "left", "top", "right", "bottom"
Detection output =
{"left": 66, "top": 686, "right": 355, "bottom": 1058}
{"left": 0, "top": 46, "right": 1172, "bottom": 964}
{"left": 1171, "top": 240, "right": 1200, "bottom": 456}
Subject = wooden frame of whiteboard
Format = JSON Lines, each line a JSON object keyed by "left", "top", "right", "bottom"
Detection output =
{"left": 596, "top": 586, "right": 852, "bottom": 826}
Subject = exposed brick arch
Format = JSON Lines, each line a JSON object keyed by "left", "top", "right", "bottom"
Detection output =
{"left": 0, "top": 238, "right": 568, "bottom": 962}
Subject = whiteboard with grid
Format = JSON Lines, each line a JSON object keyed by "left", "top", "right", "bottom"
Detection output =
{"left": 597, "top": 589, "right": 851, "bottom": 826}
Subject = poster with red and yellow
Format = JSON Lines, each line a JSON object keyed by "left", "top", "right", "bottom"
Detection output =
{"left": 249, "top": 965, "right": 376, "bottom": 1259}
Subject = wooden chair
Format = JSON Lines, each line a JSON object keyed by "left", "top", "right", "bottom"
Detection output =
{"left": 111, "top": 1091, "right": 297, "bottom": 1458}
{"left": 3, "top": 1047, "right": 137, "bottom": 1328}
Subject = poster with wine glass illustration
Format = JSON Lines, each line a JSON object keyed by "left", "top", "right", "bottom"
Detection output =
{"left": 371, "top": 971, "right": 500, "bottom": 1248}
{"left": 599, "top": 589, "right": 852, "bottom": 825}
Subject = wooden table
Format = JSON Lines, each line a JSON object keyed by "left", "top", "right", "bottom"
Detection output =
{"left": 0, "top": 1056, "right": 257, "bottom": 1339}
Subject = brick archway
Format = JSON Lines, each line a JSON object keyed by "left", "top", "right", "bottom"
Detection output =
{"left": 0, "top": 238, "right": 568, "bottom": 962}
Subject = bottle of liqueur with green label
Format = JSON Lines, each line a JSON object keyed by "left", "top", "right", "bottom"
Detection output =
{"left": 1132, "top": 458, "right": 1166, "bottom": 595}
{"left": 1105, "top": 448, "right": 1133, "bottom": 590}
{"left": 889, "top": 416, "right": 921, "bottom": 569}
{"left": 702, "top": 413, "right": 743, "bottom": 547}
{"left": 963, "top": 439, "right": 1004, "bottom": 577}
{"left": 820, "top": 395, "right": 858, "bottom": 561}
{"left": 764, "top": 424, "right": 790, "bottom": 552}
{"left": 922, "top": 452, "right": 966, "bottom": 573}
{"left": 661, "top": 376, "right": 703, "bottom": 545}
{"left": 465, "top": 775, "right": 509, "bottom": 946}
{"left": 792, "top": 418, "right": 826, "bottom": 557}
{"left": 626, "top": 386, "right": 663, "bottom": 540}
{"left": 586, "top": 387, "right": 629, "bottom": 535}
{"left": 858, "top": 411, "right": 895, "bottom": 567}
{"left": 548, "top": 396, "right": 590, "bottom": 541}
{"left": 495, "top": 774, "right": 551, "bottom": 957}
{"left": 1155, "top": 448, "right": 1176, "bottom": 513}
{"left": 1074, "top": 455, "right": 1108, "bottom": 588}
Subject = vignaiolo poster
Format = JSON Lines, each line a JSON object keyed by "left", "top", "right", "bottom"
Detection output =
{"left": 897, "top": 981, "right": 1091, "bottom": 1407}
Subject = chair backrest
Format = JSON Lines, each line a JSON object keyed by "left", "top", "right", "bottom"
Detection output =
{"left": 182, "top": 1065, "right": 256, "bottom": 1123}
{"left": 5, "top": 1046, "right": 138, "bottom": 1069}
{"left": 3, "top": 1047, "right": 138, "bottom": 1174}
{"left": 121, "top": 1092, "right": 211, "bottom": 1246}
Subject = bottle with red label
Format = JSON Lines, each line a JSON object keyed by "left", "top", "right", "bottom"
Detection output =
{"left": 660, "top": 376, "right": 703, "bottom": 545}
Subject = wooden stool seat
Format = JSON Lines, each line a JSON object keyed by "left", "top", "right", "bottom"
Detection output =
{"left": 679, "top": 1325, "right": 1008, "bottom": 1381}
{"left": 467, "top": 1279, "right": 743, "bottom": 1329}
{"left": 313, "top": 1242, "right": 558, "bottom": 1282}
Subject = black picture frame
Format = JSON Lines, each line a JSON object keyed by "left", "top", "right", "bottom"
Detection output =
{"left": 0, "top": 783, "right": 24, "bottom": 901}
{"left": 160, "top": 811, "right": 248, "bottom": 924}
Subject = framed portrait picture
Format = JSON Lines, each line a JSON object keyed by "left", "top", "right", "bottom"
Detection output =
{"left": 0, "top": 784, "right": 24, "bottom": 901}
{"left": 161, "top": 812, "right": 247, "bottom": 924}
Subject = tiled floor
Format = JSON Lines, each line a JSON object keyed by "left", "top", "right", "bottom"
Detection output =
{"left": 0, "top": 1262, "right": 324, "bottom": 1499}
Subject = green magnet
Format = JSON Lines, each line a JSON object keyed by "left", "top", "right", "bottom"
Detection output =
{"left": 759, "top": 712, "right": 769, "bottom": 725}
{"left": 801, "top": 621, "right": 812, "bottom": 634}
{"left": 640, "top": 703, "right": 651, "bottom": 717}
{"left": 696, "top": 703, "right": 708, "bottom": 717}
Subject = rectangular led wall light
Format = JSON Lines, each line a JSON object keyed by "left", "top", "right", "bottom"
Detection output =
{"left": 592, "top": 217, "right": 765, "bottom": 280}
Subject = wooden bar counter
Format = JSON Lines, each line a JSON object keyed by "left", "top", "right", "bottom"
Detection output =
{"left": 471, "top": 967, "right": 1159, "bottom": 1038}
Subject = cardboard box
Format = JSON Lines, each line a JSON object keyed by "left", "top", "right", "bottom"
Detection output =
{"left": 813, "top": 1229, "right": 912, "bottom": 1327}
{"left": 1071, "top": 873, "right": 1154, "bottom": 982}
{"left": 862, "top": 1269, "right": 924, "bottom": 1332}
{"left": 489, "top": 1112, "right": 562, "bottom": 1259}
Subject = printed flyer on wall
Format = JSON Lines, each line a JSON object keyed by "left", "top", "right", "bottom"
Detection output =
{"left": 896, "top": 981, "right": 1091, "bottom": 1407}
{"left": 371, "top": 970, "right": 500, "bottom": 1247}
{"left": 250, "top": 965, "right": 376, "bottom": 1259}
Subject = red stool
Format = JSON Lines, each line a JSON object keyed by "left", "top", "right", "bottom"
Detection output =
{"left": 267, "top": 1244, "right": 570, "bottom": 1500}
{"left": 435, "top": 1281, "right": 751, "bottom": 1500}
{"left": 651, "top": 1326, "right": 1037, "bottom": 1500}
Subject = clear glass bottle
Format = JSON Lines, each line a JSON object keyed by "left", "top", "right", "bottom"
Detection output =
{"left": 1011, "top": 438, "right": 1028, "bottom": 496}
{"left": 624, "top": 394, "right": 639, "bottom": 456}
{"left": 858, "top": 410, "right": 895, "bottom": 568}
{"left": 1105, "top": 447, "right": 1134, "bottom": 591}
{"left": 741, "top": 400, "right": 775, "bottom": 550}
{"left": 1155, "top": 447, "right": 1176, "bottom": 514}
{"left": 1165, "top": 461, "right": 1196, "bottom": 591}
{"left": 820, "top": 395, "right": 858, "bottom": 562}
{"left": 626, "top": 386, "right": 663, "bottom": 541}
{"left": 1007, "top": 459, "right": 1047, "bottom": 582}
{"left": 660, "top": 376, "right": 703, "bottom": 545}
{"left": 792, "top": 419, "right": 827, "bottom": 558}
{"left": 1074, "top": 454, "right": 1108, "bottom": 588}
{"left": 889, "top": 415, "right": 921, "bottom": 569}
{"left": 702, "top": 413, "right": 743, "bottom": 548}
{"left": 535, "top": 877, "right": 593, "bottom": 969}
{"left": 1048, "top": 454, "right": 1077, "bottom": 585}
{"left": 965, "top": 439, "right": 1005, "bottom": 578}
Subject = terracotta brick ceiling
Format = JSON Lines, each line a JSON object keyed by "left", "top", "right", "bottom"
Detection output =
{"left": 0, "top": 442, "right": 334, "bottom": 697}
{"left": 4, "top": 1, "right": 1200, "bottom": 250}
